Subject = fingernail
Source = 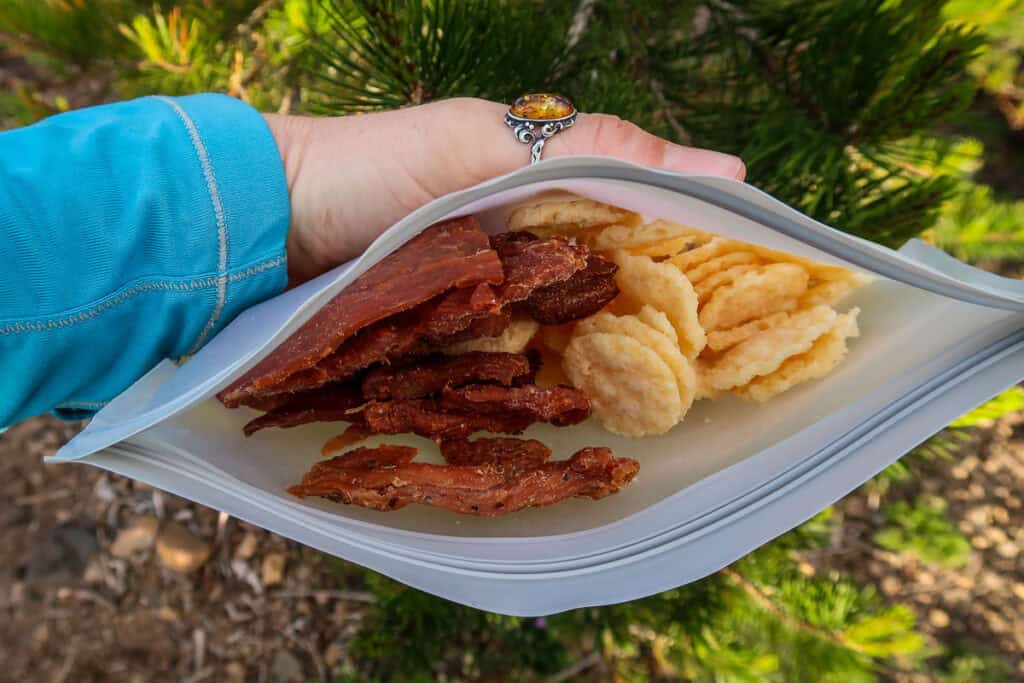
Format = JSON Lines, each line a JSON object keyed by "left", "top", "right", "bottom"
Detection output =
{"left": 661, "top": 144, "right": 746, "bottom": 180}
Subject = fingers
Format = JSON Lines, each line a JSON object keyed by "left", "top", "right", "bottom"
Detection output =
{"left": 557, "top": 113, "right": 746, "bottom": 180}
{"left": 452, "top": 98, "right": 745, "bottom": 183}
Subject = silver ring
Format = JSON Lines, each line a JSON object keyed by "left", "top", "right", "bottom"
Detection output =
{"left": 504, "top": 94, "right": 577, "bottom": 165}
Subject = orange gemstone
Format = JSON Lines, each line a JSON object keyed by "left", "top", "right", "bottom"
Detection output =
{"left": 510, "top": 93, "right": 574, "bottom": 120}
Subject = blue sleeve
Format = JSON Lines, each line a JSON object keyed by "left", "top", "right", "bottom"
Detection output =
{"left": 0, "top": 94, "right": 290, "bottom": 427}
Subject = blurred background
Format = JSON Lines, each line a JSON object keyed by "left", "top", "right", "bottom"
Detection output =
{"left": 1, "top": 1, "right": 1022, "bottom": 681}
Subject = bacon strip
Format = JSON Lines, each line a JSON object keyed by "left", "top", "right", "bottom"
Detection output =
{"left": 288, "top": 443, "right": 640, "bottom": 515}
{"left": 523, "top": 254, "right": 619, "bottom": 324}
{"left": 361, "top": 352, "right": 534, "bottom": 401}
{"left": 219, "top": 217, "right": 503, "bottom": 407}
{"left": 241, "top": 383, "right": 364, "bottom": 436}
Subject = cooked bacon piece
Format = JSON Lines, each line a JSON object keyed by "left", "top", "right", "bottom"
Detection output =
{"left": 219, "top": 217, "right": 503, "bottom": 407}
{"left": 362, "top": 352, "right": 534, "bottom": 401}
{"left": 490, "top": 231, "right": 588, "bottom": 304}
{"left": 439, "top": 437, "right": 551, "bottom": 470}
{"left": 242, "top": 383, "right": 363, "bottom": 436}
{"left": 354, "top": 400, "right": 535, "bottom": 441}
{"left": 440, "top": 384, "right": 590, "bottom": 426}
{"left": 524, "top": 254, "right": 620, "bottom": 324}
{"left": 251, "top": 284, "right": 506, "bottom": 399}
{"left": 287, "top": 443, "right": 640, "bottom": 516}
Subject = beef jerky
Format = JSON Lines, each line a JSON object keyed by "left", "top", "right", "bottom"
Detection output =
{"left": 439, "top": 437, "right": 551, "bottom": 470}
{"left": 353, "top": 399, "right": 535, "bottom": 441}
{"left": 253, "top": 284, "right": 505, "bottom": 399}
{"left": 524, "top": 254, "right": 619, "bottom": 324}
{"left": 440, "top": 384, "right": 590, "bottom": 426}
{"left": 361, "top": 352, "right": 534, "bottom": 401}
{"left": 219, "top": 217, "right": 503, "bottom": 407}
{"left": 242, "top": 382, "right": 364, "bottom": 436}
{"left": 490, "top": 231, "right": 588, "bottom": 304}
{"left": 321, "top": 424, "right": 372, "bottom": 456}
{"left": 287, "top": 443, "right": 640, "bottom": 516}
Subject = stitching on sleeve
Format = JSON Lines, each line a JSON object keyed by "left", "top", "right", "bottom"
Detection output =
{"left": 56, "top": 400, "right": 109, "bottom": 410}
{"left": 153, "top": 96, "right": 229, "bottom": 356}
{"left": 0, "top": 255, "right": 285, "bottom": 336}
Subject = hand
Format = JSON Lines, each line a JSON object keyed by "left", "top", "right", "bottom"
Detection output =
{"left": 265, "top": 97, "right": 746, "bottom": 283}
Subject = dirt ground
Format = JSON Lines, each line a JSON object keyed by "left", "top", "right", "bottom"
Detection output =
{"left": 1, "top": 410, "right": 1022, "bottom": 682}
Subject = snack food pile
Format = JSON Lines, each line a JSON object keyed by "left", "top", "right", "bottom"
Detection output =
{"left": 218, "top": 216, "right": 639, "bottom": 516}
{"left": 513, "top": 198, "right": 871, "bottom": 437}
{"left": 216, "top": 197, "right": 871, "bottom": 516}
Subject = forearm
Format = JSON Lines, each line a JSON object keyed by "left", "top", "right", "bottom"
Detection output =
{"left": 0, "top": 95, "right": 290, "bottom": 426}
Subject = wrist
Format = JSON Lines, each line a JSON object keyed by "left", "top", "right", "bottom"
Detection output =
{"left": 263, "top": 113, "right": 318, "bottom": 283}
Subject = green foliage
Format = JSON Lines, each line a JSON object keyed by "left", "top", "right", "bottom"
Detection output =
{"left": 874, "top": 497, "right": 972, "bottom": 567}
{"left": 306, "top": 0, "right": 575, "bottom": 113}
{"left": 3, "top": 2, "right": 1022, "bottom": 681}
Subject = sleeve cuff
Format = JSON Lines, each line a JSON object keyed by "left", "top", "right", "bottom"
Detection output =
{"left": 157, "top": 94, "right": 291, "bottom": 354}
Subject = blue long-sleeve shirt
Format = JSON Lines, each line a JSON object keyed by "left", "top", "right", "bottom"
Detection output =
{"left": 0, "top": 94, "right": 290, "bottom": 428}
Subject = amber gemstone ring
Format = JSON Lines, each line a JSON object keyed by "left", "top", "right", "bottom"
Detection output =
{"left": 504, "top": 93, "right": 578, "bottom": 165}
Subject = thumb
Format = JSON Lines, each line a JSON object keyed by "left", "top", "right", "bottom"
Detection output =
{"left": 455, "top": 98, "right": 746, "bottom": 181}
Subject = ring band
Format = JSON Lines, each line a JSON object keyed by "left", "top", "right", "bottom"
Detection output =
{"left": 504, "top": 93, "right": 577, "bottom": 165}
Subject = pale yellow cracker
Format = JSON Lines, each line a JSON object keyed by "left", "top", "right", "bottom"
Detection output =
{"left": 575, "top": 311, "right": 695, "bottom": 419}
{"left": 684, "top": 251, "right": 761, "bottom": 284}
{"left": 636, "top": 304, "right": 678, "bottom": 344}
{"left": 508, "top": 198, "right": 640, "bottom": 234}
{"left": 705, "top": 311, "right": 791, "bottom": 353}
{"left": 699, "top": 263, "right": 809, "bottom": 332}
{"left": 588, "top": 219, "right": 701, "bottom": 252}
{"left": 445, "top": 316, "right": 539, "bottom": 355}
{"left": 703, "top": 305, "right": 837, "bottom": 391}
{"left": 612, "top": 250, "right": 706, "bottom": 359}
{"left": 799, "top": 271, "right": 874, "bottom": 307}
{"left": 564, "top": 332, "right": 682, "bottom": 437}
{"left": 744, "top": 243, "right": 862, "bottom": 284}
{"left": 693, "top": 357, "right": 723, "bottom": 401}
{"left": 694, "top": 265, "right": 760, "bottom": 302}
{"left": 627, "top": 235, "right": 699, "bottom": 259}
{"left": 735, "top": 308, "right": 860, "bottom": 402}
{"left": 668, "top": 237, "right": 733, "bottom": 271}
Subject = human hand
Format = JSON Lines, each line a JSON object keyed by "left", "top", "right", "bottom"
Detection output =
{"left": 264, "top": 97, "right": 746, "bottom": 283}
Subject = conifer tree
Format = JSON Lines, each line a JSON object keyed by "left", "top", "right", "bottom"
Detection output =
{"left": 2, "top": 1, "right": 1020, "bottom": 680}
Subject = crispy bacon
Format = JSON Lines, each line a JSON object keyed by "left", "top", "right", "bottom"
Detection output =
{"left": 490, "top": 231, "right": 588, "bottom": 304}
{"left": 440, "top": 384, "right": 590, "bottom": 426}
{"left": 287, "top": 442, "right": 640, "bottom": 516}
{"left": 241, "top": 383, "right": 364, "bottom": 436}
{"left": 362, "top": 352, "right": 534, "bottom": 401}
{"left": 524, "top": 254, "right": 619, "bottom": 324}
{"left": 219, "top": 217, "right": 503, "bottom": 407}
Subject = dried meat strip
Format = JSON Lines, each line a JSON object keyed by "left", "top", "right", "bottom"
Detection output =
{"left": 287, "top": 443, "right": 640, "bottom": 516}
{"left": 242, "top": 382, "right": 364, "bottom": 436}
{"left": 440, "top": 384, "right": 590, "bottom": 426}
{"left": 523, "top": 254, "right": 619, "bottom": 324}
{"left": 490, "top": 231, "right": 588, "bottom": 304}
{"left": 361, "top": 352, "right": 534, "bottom": 401}
{"left": 439, "top": 437, "right": 551, "bottom": 470}
{"left": 354, "top": 400, "right": 535, "bottom": 441}
{"left": 219, "top": 217, "right": 503, "bottom": 407}
{"left": 251, "top": 284, "right": 506, "bottom": 399}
